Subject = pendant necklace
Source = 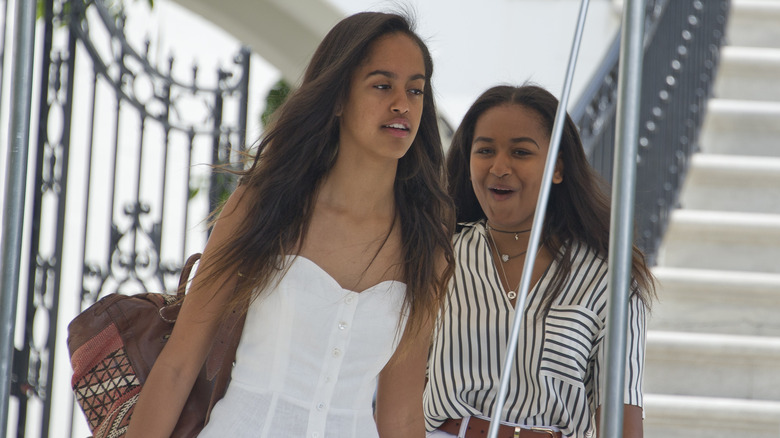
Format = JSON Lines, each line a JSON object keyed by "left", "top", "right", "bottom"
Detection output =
{"left": 486, "top": 224, "right": 527, "bottom": 300}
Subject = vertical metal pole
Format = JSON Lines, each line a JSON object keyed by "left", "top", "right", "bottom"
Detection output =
{"left": 1, "top": 0, "right": 38, "bottom": 434}
{"left": 236, "top": 46, "right": 251, "bottom": 157}
{"left": 487, "top": 1, "right": 590, "bottom": 436}
{"left": 599, "top": 0, "right": 645, "bottom": 437}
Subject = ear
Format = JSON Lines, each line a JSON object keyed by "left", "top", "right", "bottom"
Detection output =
{"left": 552, "top": 157, "right": 564, "bottom": 184}
{"left": 334, "top": 103, "right": 343, "bottom": 117}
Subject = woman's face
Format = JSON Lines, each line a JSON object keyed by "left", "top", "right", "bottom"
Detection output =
{"left": 338, "top": 32, "right": 426, "bottom": 163}
{"left": 469, "top": 104, "right": 563, "bottom": 230}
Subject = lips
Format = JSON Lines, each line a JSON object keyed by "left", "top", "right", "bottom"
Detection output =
{"left": 382, "top": 118, "right": 410, "bottom": 131}
{"left": 489, "top": 185, "right": 515, "bottom": 195}
{"left": 381, "top": 118, "right": 411, "bottom": 138}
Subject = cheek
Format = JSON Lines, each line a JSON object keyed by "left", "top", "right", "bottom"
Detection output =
{"left": 411, "top": 102, "right": 424, "bottom": 128}
{"left": 470, "top": 178, "right": 483, "bottom": 202}
{"left": 469, "top": 158, "right": 485, "bottom": 183}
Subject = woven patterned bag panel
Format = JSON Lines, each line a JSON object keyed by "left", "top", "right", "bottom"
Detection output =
{"left": 72, "top": 323, "right": 141, "bottom": 436}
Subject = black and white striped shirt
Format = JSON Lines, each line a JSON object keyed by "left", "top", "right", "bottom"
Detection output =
{"left": 424, "top": 221, "right": 646, "bottom": 437}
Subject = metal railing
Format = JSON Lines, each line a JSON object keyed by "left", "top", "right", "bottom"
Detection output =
{"left": 2, "top": 0, "right": 250, "bottom": 435}
{"left": 572, "top": 0, "right": 730, "bottom": 265}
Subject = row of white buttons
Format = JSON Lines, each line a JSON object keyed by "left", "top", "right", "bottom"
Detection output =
{"left": 309, "top": 293, "right": 358, "bottom": 438}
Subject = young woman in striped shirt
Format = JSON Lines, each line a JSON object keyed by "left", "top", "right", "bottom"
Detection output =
{"left": 424, "top": 85, "right": 655, "bottom": 438}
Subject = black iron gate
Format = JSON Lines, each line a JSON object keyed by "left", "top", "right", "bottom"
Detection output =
{"left": 9, "top": 0, "right": 249, "bottom": 435}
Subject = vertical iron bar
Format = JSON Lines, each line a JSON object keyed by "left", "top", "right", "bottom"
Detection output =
{"left": 487, "top": 1, "right": 590, "bottom": 436}
{"left": 132, "top": 115, "right": 147, "bottom": 281}
{"left": 159, "top": 89, "right": 171, "bottom": 278}
{"left": 0, "top": 0, "right": 37, "bottom": 434}
{"left": 236, "top": 47, "right": 251, "bottom": 157}
{"left": 210, "top": 78, "right": 224, "bottom": 215}
{"left": 600, "top": 0, "right": 645, "bottom": 436}
{"left": 17, "top": 0, "right": 56, "bottom": 430}
{"left": 183, "top": 129, "right": 196, "bottom": 257}
{"left": 71, "top": 68, "right": 99, "bottom": 437}
{"left": 39, "top": 12, "right": 78, "bottom": 434}
{"left": 107, "top": 98, "right": 122, "bottom": 277}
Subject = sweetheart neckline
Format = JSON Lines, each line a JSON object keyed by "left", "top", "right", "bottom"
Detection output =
{"left": 288, "top": 255, "right": 406, "bottom": 294}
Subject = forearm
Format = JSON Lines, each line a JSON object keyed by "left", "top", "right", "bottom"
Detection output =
{"left": 375, "top": 324, "right": 431, "bottom": 438}
{"left": 377, "top": 412, "right": 425, "bottom": 438}
{"left": 126, "top": 356, "right": 201, "bottom": 438}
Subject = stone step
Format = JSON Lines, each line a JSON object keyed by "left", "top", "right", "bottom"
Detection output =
{"left": 644, "top": 394, "right": 780, "bottom": 438}
{"left": 679, "top": 154, "right": 780, "bottom": 214}
{"left": 645, "top": 331, "right": 780, "bottom": 400}
{"left": 657, "top": 210, "right": 780, "bottom": 273}
{"left": 715, "top": 46, "right": 780, "bottom": 101}
{"left": 699, "top": 99, "right": 780, "bottom": 157}
{"left": 727, "top": 0, "right": 780, "bottom": 49}
{"left": 650, "top": 267, "right": 780, "bottom": 336}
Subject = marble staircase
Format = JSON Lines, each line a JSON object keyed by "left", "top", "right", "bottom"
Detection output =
{"left": 643, "top": 1, "right": 780, "bottom": 437}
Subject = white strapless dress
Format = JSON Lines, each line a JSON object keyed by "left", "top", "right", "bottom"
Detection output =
{"left": 198, "top": 255, "right": 407, "bottom": 438}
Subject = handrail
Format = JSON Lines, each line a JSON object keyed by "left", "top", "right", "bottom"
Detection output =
{"left": 601, "top": 0, "right": 645, "bottom": 434}
{"left": 572, "top": 0, "right": 730, "bottom": 265}
{"left": 0, "top": 0, "right": 37, "bottom": 434}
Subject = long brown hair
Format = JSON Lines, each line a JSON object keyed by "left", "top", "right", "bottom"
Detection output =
{"left": 200, "top": 12, "right": 455, "bottom": 335}
{"left": 447, "top": 84, "right": 654, "bottom": 308}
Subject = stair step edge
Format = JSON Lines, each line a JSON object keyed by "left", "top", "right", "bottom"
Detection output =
{"left": 707, "top": 99, "right": 780, "bottom": 114}
{"left": 731, "top": 0, "right": 780, "bottom": 15}
{"left": 644, "top": 393, "right": 780, "bottom": 418}
{"left": 652, "top": 266, "right": 780, "bottom": 294}
{"left": 722, "top": 46, "right": 780, "bottom": 65}
{"left": 648, "top": 330, "right": 780, "bottom": 358}
{"left": 667, "top": 210, "right": 780, "bottom": 238}
{"left": 689, "top": 153, "right": 780, "bottom": 175}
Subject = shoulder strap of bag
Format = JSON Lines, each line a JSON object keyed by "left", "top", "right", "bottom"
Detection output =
{"left": 206, "top": 309, "right": 246, "bottom": 421}
{"left": 179, "top": 253, "right": 247, "bottom": 421}
{"left": 177, "top": 253, "right": 202, "bottom": 297}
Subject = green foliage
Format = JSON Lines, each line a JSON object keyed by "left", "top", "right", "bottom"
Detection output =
{"left": 261, "top": 79, "right": 292, "bottom": 128}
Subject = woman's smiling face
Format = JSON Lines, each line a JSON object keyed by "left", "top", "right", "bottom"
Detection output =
{"left": 469, "top": 103, "right": 563, "bottom": 230}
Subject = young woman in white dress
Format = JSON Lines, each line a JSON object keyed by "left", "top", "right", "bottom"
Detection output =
{"left": 127, "top": 12, "right": 454, "bottom": 438}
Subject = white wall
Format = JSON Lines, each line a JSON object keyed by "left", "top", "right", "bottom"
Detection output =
{"left": 326, "top": 0, "right": 621, "bottom": 124}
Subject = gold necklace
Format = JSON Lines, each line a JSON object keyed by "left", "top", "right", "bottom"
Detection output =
{"left": 486, "top": 225, "right": 525, "bottom": 300}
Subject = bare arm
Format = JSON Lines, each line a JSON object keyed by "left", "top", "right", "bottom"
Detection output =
{"left": 375, "top": 250, "right": 448, "bottom": 438}
{"left": 374, "top": 316, "right": 432, "bottom": 438}
{"left": 595, "top": 404, "right": 643, "bottom": 438}
{"left": 126, "top": 185, "right": 250, "bottom": 438}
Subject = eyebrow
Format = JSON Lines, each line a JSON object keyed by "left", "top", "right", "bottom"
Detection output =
{"left": 365, "top": 69, "right": 426, "bottom": 82}
{"left": 473, "top": 136, "right": 541, "bottom": 149}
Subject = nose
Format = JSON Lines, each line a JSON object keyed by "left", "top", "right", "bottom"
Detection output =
{"left": 490, "top": 152, "right": 511, "bottom": 178}
{"left": 391, "top": 89, "right": 410, "bottom": 115}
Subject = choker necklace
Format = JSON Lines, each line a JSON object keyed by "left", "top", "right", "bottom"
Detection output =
{"left": 486, "top": 224, "right": 528, "bottom": 262}
{"left": 486, "top": 223, "right": 531, "bottom": 240}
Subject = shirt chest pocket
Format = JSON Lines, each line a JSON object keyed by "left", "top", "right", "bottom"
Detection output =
{"left": 539, "top": 305, "right": 603, "bottom": 387}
